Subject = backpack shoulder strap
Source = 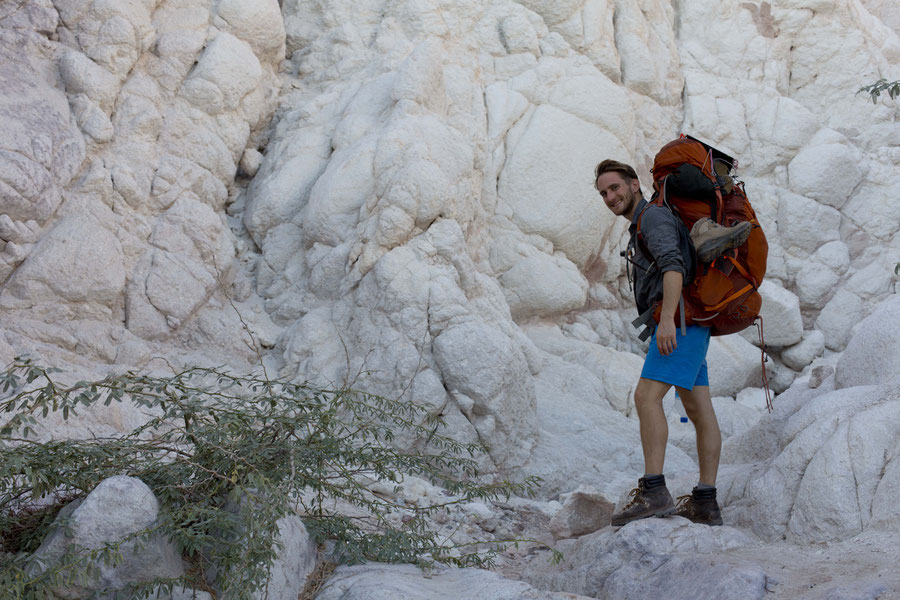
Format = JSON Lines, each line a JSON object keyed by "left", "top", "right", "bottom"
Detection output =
{"left": 634, "top": 201, "right": 655, "bottom": 265}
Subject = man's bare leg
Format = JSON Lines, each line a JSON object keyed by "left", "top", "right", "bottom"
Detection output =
{"left": 610, "top": 377, "right": 675, "bottom": 526}
{"left": 634, "top": 377, "right": 672, "bottom": 475}
{"left": 675, "top": 384, "right": 721, "bottom": 486}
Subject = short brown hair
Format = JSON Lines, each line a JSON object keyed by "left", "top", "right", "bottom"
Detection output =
{"left": 594, "top": 159, "right": 638, "bottom": 191}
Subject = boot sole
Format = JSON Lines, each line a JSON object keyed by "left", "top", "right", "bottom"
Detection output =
{"left": 696, "top": 222, "right": 752, "bottom": 263}
{"left": 672, "top": 513, "right": 723, "bottom": 526}
{"left": 610, "top": 505, "right": 676, "bottom": 527}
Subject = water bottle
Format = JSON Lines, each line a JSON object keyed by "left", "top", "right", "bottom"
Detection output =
{"left": 674, "top": 390, "right": 688, "bottom": 423}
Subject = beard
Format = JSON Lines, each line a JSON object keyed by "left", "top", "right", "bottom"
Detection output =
{"left": 610, "top": 187, "right": 637, "bottom": 217}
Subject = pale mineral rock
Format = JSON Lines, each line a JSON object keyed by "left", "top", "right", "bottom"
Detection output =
{"left": 3, "top": 0, "right": 900, "bottom": 598}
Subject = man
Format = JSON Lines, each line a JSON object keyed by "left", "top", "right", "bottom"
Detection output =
{"left": 594, "top": 159, "right": 748, "bottom": 527}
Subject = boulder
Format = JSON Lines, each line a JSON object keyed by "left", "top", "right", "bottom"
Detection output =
{"left": 0, "top": 43, "right": 84, "bottom": 227}
{"left": 707, "top": 335, "right": 763, "bottom": 398}
{"left": 498, "top": 104, "right": 629, "bottom": 268}
{"left": 739, "top": 280, "right": 802, "bottom": 348}
{"left": 1, "top": 213, "right": 125, "bottom": 313}
{"left": 208, "top": 515, "right": 317, "bottom": 600}
{"left": 432, "top": 320, "right": 538, "bottom": 470}
{"left": 787, "top": 143, "right": 862, "bottom": 209}
{"left": 747, "top": 96, "right": 818, "bottom": 171}
{"left": 794, "top": 242, "right": 850, "bottom": 308}
{"left": 484, "top": 84, "right": 530, "bottom": 141}
{"left": 498, "top": 250, "right": 588, "bottom": 320}
{"left": 499, "top": 13, "right": 540, "bottom": 55}
{"left": 816, "top": 289, "right": 864, "bottom": 351}
{"left": 839, "top": 180, "right": 900, "bottom": 243}
{"left": 546, "top": 73, "right": 635, "bottom": 146}
{"left": 459, "top": 501, "right": 500, "bottom": 532}
{"left": 29, "top": 476, "right": 184, "bottom": 599}
{"left": 781, "top": 330, "right": 825, "bottom": 371}
{"left": 775, "top": 190, "right": 841, "bottom": 255}
{"left": 183, "top": 32, "right": 262, "bottom": 112}
{"left": 214, "top": 0, "right": 286, "bottom": 62}
{"left": 548, "top": 486, "right": 615, "bottom": 539}
{"left": 58, "top": 50, "right": 120, "bottom": 113}
{"left": 835, "top": 295, "right": 900, "bottom": 389}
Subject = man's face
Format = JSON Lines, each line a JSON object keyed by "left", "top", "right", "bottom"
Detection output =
{"left": 596, "top": 171, "right": 640, "bottom": 218}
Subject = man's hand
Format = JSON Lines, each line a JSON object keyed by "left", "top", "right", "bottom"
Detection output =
{"left": 657, "top": 318, "right": 677, "bottom": 355}
{"left": 657, "top": 270, "right": 683, "bottom": 356}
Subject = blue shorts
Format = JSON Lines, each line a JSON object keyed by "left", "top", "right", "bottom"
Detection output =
{"left": 641, "top": 325, "right": 711, "bottom": 390}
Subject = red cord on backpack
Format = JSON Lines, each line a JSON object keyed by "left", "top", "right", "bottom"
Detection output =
{"left": 754, "top": 316, "right": 774, "bottom": 413}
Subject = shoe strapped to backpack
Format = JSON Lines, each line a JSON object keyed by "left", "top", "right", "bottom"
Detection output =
{"left": 689, "top": 218, "right": 753, "bottom": 264}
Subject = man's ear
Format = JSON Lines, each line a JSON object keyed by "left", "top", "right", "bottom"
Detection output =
{"left": 631, "top": 178, "right": 642, "bottom": 194}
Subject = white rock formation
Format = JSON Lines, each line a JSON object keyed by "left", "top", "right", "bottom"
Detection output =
{"left": 816, "top": 289, "right": 865, "bottom": 351}
{"left": 3, "top": 0, "right": 897, "bottom": 428}
{"left": 1, "top": 0, "right": 285, "bottom": 370}
{"left": 721, "top": 309, "right": 900, "bottom": 545}
{"left": 3, "top": 0, "right": 900, "bottom": 597}
{"left": 724, "top": 379, "right": 900, "bottom": 544}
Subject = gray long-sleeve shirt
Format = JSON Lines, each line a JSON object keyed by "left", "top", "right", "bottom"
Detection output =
{"left": 627, "top": 197, "right": 694, "bottom": 316}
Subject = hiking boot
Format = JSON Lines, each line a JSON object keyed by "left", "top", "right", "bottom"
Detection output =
{"left": 690, "top": 218, "right": 752, "bottom": 263}
{"left": 610, "top": 478, "right": 675, "bottom": 526}
{"left": 673, "top": 490, "right": 723, "bottom": 526}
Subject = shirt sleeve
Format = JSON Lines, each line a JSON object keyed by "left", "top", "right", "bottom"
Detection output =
{"left": 640, "top": 206, "right": 686, "bottom": 276}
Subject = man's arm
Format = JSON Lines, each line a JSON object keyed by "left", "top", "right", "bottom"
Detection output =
{"left": 657, "top": 269, "right": 683, "bottom": 356}
{"left": 640, "top": 206, "right": 687, "bottom": 355}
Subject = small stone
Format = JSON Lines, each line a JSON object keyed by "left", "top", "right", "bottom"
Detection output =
{"left": 549, "top": 486, "right": 615, "bottom": 539}
{"left": 809, "top": 364, "right": 834, "bottom": 389}
{"left": 781, "top": 330, "right": 825, "bottom": 371}
{"left": 240, "top": 148, "right": 263, "bottom": 177}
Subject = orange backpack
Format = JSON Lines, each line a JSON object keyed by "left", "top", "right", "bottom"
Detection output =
{"left": 637, "top": 136, "right": 768, "bottom": 337}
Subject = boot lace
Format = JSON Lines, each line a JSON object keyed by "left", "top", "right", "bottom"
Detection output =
{"left": 674, "top": 494, "right": 695, "bottom": 514}
{"left": 622, "top": 483, "right": 648, "bottom": 510}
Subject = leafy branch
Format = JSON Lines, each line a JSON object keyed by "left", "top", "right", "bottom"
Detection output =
{"left": 0, "top": 358, "right": 541, "bottom": 599}
{"left": 858, "top": 78, "right": 900, "bottom": 103}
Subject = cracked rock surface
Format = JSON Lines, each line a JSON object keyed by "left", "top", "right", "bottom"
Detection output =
{"left": 2, "top": 0, "right": 900, "bottom": 598}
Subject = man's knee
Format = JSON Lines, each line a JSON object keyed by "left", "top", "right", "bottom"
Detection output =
{"left": 634, "top": 378, "right": 669, "bottom": 410}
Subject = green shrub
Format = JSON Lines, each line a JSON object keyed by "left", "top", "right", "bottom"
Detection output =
{"left": 0, "top": 358, "right": 540, "bottom": 599}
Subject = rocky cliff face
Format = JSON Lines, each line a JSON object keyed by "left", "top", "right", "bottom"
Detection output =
{"left": 2, "top": 0, "right": 900, "bottom": 572}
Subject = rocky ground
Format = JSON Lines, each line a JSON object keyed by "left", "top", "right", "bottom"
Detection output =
{"left": 305, "top": 487, "right": 900, "bottom": 600}
{"left": 495, "top": 507, "right": 900, "bottom": 600}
